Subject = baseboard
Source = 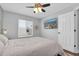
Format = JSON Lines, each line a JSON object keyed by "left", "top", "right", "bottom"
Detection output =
{"left": 63, "top": 49, "right": 79, "bottom": 56}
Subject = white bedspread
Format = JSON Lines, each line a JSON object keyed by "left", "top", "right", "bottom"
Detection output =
{"left": 1, "top": 37, "right": 64, "bottom": 56}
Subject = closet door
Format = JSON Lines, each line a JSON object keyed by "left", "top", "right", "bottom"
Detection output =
{"left": 58, "top": 11, "right": 75, "bottom": 52}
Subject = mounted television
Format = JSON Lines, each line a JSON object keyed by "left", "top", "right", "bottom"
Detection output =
{"left": 44, "top": 18, "right": 57, "bottom": 29}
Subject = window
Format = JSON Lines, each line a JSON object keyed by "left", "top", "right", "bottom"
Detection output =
{"left": 18, "top": 19, "right": 33, "bottom": 38}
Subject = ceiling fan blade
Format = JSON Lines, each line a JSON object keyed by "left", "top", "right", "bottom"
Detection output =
{"left": 26, "top": 6, "right": 34, "bottom": 8}
{"left": 42, "top": 4, "right": 50, "bottom": 7}
{"left": 42, "top": 9, "right": 46, "bottom": 12}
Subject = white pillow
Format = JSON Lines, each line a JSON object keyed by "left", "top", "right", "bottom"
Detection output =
{"left": 0, "top": 34, "right": 8, "bottom": 45}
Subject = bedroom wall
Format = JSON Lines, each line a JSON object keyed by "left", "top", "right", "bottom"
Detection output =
{"left": 3, "top": 11, "right": 41, "bottom": 39}
{"left": 0, "top": 6, "right": 3, "bottom": 34}
{"left": 40, "top": 17, "right": 58, "bottom": 40}
{"left": 0, "top": 6, "right": 2, "bottom": 33}
{"left": 40, "top": 5, "right": 79, "bottom": 40}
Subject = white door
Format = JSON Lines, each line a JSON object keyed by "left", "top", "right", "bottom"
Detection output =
{"left": 58, "top": 11, "right": 75, "bottom": 52}
{"left": 58, "top": 15, "right": 65, "bottom": 48}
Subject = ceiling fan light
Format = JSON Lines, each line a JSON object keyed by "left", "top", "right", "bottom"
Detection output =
{"left": 38, "top": 7, "right": 42, "bottom": 12}
{"left": 34, "top": 8, "right": 39, "bottom": 13}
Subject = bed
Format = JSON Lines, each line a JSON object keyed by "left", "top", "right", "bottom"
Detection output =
{"left": 0, "top": 34, "right": 64, "bottom": 56}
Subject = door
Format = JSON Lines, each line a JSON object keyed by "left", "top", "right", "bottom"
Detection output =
{"left": 58, "top": 11, "right": 75, "bottom": 52}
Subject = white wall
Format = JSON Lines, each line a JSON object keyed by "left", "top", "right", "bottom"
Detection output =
{"left": 3, "top": 11, "right": 41, "bottom": 39}
{"left": 40, "top": 5, "right": 79, "bottom": 40}
{"left": 41, "top": 17, "right": 58, "bottom": 40}
{"left": 0, "top": 6, "right": 2, "bottom": 33}
{"left": 76, "top": 9, "right": 79, "bottom": 50}
{"left": 0, "top": 6, "right": 3, "bottom": 34}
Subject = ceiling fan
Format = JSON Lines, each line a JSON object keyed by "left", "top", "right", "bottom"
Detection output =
{"left": 26, "top": 3, "right": 50, "bottom": 13}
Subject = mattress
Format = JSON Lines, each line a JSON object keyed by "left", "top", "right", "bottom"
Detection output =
{"left": 1, "top": 37, "right": 64, "bottom": 56}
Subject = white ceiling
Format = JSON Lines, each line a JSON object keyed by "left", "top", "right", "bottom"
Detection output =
{"left": 0, "top": 3, "right": 79, "bottom": 19}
